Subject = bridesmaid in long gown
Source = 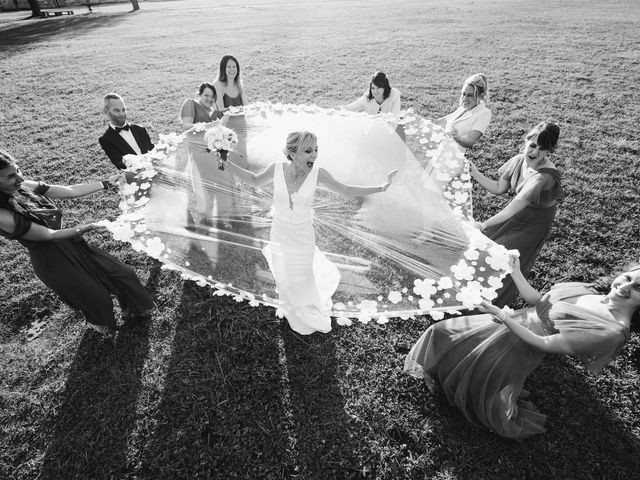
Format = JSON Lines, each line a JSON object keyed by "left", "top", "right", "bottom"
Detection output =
{"left": 471, "top": 122, "right": 562, "bottom": 307}
{"left": 404, "top": 257, "right": 640, "bottom": 440}
{"left": 180, "top": 82, "right": 235, "bottom": 225}
{"left": 0, "top": 150, "right": 154, "bottom": 335}
{"left": 224, "top": 131, "right": 397, "bottom": 334}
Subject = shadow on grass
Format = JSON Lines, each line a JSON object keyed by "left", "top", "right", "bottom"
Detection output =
{"left": 37, "top": 263, "right": 161, "bottom": 480}
{"left": 0, "top": 11, "right": 128, "bottom": 50}
{"left": 410, "top": 356, "right": 640, "bottom": 479}
{"left": 38, "top": 321, "right": 152, "bottom": 479}
{"left": 280, "top": 329, "right": 366, "bottom": 479}
{"left": 0, "top": 290, "right": 59, "bottom": 341}
{"left": 137, "top": 283, "right": 293, "bottom": 479}
{"left": 136, "top": 242, "right": 363, "bottom": 478}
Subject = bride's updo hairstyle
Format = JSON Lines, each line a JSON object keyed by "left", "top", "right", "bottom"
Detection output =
{"left": 461, "top": 73, "right": 489, "bottom": 105}
{"left": 525, "top": 122, "right": 560, "bottom": 153}
{"left": 283, "top": 131, "right": 317, "bottom": 161}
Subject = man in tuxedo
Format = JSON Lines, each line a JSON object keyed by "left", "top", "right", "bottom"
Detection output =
{"left": 99, "top": 93, "right": 154, "bottom": 170}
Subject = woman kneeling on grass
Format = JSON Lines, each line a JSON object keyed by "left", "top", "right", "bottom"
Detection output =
{"left": 0, "top": 149, "right": 154, "bottom": 335}
{"left": 404, "top": 256, "right": 640, "bottom": 440}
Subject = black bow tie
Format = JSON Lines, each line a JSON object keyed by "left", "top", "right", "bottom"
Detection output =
{"left": 115, "top": 124, "right": 130, "bottom": 133}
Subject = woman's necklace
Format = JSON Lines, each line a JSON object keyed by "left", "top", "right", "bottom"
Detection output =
{"left": 286, "top": 164, "right": 307, "bottom": 210}
{"left": 289, "top": 164, "right": 307, "bottom": 187}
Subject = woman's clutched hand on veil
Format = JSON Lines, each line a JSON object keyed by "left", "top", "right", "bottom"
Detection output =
{"left": 478, "top": 300, "right": 514, "bottom": 324}
{"left": 508, "top": 252, "right": 521, "bottom": 274}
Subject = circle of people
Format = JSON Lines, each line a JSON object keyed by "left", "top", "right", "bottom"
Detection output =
{"left": 1, "top": 54, "right": 638, "bottom": 441}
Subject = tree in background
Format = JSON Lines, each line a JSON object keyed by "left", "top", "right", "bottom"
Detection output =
{"left": 27, "top": 0, "right": 42, "bottom": 17}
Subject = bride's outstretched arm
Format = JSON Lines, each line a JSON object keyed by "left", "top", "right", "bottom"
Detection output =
{"left": 318, "top": 168, "right": 397, "bottom": 197}
{"left": 225, "top": 156, "right": 275, "bottom": 187}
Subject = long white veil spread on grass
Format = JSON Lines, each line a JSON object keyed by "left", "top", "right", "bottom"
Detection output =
{"left": 107, "top": 103, "right": 513, "bottom": 323}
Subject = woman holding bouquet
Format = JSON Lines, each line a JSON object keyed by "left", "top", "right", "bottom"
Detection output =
{"left": 470, "top": 121, "right": 562, "bottom": 308}
{"left": 180, "top": 82, "right": 235, "bottom": 227}
{"left": 405, "top": 257, "right": 640, "bottom": 439}
{"left": 223, "top": 131, "right": 397, "bottom": 334}
{"left": 0, "top": 149, "right": 154, "bottom": 335}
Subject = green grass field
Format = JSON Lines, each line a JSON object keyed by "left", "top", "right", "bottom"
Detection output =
{"left": 1, "top": 0, "right": 640, "bottom": 478}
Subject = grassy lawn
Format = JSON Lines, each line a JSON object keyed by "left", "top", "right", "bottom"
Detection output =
{"left": 1, "top": 0, "right": 640, "bottom": 478}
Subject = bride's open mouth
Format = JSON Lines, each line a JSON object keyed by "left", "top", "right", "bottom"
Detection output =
{"left": 307, "top": 161, "right": 314, "bottom": 168}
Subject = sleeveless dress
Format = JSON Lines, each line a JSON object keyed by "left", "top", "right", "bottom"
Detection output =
{"left": 262, "top": 163, "right": 341, "bottom": 334}
{"left": 180, "top": 98, "right": 235, "bottom": 223}
{"left": 223, "top": 92, "right": 243, "bottom": 107}
{"left": 0, "top": 184, "right": 154, "bottom": 329}
{"left": 404, "top": 283, "right": 629, "bottom": 439}
{"left": 485, "top": 154, "right": 562, "bottom": 307}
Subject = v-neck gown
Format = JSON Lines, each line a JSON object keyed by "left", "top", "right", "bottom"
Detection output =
{"left": 262, "top": 163, "right": 341, "bottom": 334}
{"left": 404, "top": 283, "right": 629, "bottom": 439}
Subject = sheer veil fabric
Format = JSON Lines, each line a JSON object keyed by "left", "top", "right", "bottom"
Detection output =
{"left": 106, "top": 103, "right": 513, "bottom": 324}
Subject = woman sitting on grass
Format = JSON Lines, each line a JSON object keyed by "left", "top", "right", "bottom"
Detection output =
{"left": 405, "top": 256, "right": 640, "bottom": 440}
{"left": 342, "top": 71, "right": 401, "bottom": 115}
{"left": 435, "top": 73, "right": 491, "bottom": 154}
{"left": 0, "top": 149, "right": 154, "bottom": 335}
{"left": 470, "top": 121, "right": 562, "bottom": 308}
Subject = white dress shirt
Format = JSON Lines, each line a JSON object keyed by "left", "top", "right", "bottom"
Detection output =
{"left": 344, "top": 87, "right": 402, "bottom": 115}
{"left": 111, "top": 123, "right": 142, "bottom": 154}
{"left": 443, "top": 103, "right": 492, "bottom": 153}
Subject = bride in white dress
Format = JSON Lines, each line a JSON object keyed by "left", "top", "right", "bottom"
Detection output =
{"left": 224, "top": 131, "right": 397, "bottom": 334}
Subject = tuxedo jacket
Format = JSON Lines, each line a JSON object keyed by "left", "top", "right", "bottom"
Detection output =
{"left": 99, "top": 124, "right": 154, "bottom": 170}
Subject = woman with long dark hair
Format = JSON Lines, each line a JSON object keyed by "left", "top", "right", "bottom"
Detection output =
{"left": 213, "top": 54, "right": 248, "bottom": 114}
{"left": 0, "top": 149, "right": 154, "bottom": 335}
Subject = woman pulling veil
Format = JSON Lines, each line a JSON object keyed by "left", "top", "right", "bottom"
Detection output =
{"left": 224, "top": 131, "right": 396, "bottom": 334}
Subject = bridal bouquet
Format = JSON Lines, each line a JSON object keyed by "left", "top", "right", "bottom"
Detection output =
{"left": 204, "top": 124, "right": 239, "bottom": 171}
